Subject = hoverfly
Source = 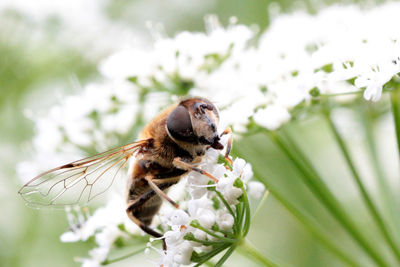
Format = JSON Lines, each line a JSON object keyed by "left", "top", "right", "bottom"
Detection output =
{"left": 19, "top": 97, "right": 233, "bottom": 249}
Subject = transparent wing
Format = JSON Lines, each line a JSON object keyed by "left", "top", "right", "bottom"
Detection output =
{"left": 18, "top": 139, "right": 151, "bottom": 207}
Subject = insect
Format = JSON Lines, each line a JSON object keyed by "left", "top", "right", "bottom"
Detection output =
{"left": 19, "top": 97, "right": 233, "bottom": 249}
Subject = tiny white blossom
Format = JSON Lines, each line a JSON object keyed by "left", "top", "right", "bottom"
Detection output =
{"left": 355, "top": 64, "right": 399, "bottom": 102}
{"left": 164, "top": 230, "right": 185, "bottom": 248}
{"left": 217, "top": 176, "right": 243, "bottom": 205}
{"left": 60, "top": 231, "right": 82, "bottom": 243}
{"left": 248, "top": 181, "right": 266, "bottom": 199}
{"left": 217, "top": 212, "right": 235, "bottom": 231}
{"left": 233, "top": 158, "right": 247, "bottom": 177}
{"left": 172, "top": 241, "right": 194, "bottom": 265}
{"left": 60, "top": 206, "right": 92, "bottom": 242}
{"left": 253, "top": 105, "right": 291, "bottom": 131}
{"left": 197, "top": 208, "right": 217, "bottom": 229}
{"left": 79, "top": 247, "right": 109, "bottom": 267}
{"left": 169, "top": 209, "right": 190, "bottom": 226}
{"left": 95, "top": 226, "right": 121, "bottom": 249}
{"left": 188, "top": 196, "right": 213, "bottom": 213}
{"left": 193, "top": 228, "right": 207, "bottom": 241}
{"left": 81, "top": 259, "right": 101, "bottom": 267}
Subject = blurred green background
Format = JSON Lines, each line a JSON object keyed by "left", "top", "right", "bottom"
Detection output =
{"left": 1, "top": 0, "right": 397, "bottom": 267}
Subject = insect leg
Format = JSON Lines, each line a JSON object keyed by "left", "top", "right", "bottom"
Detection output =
{"left": 152, "top": 177, "right": 183, "bottom": 185}
{"left": 145, "top": 175, "right": 179, "bottom": 208}
{"left": 221, "top": 127, "right": 233, "bottom": 165}
{"left": 126, "top": 195, "right": 167, "bottom": 250}
{"left": 173, "top": 157, "right": 219, "bottom": 182}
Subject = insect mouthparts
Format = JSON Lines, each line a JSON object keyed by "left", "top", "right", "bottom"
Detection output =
{"left": 211, "top": 136, "right": 223, "bottom": 150}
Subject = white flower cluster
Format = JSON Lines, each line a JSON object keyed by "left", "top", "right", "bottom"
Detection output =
{"left": 99, "top": 16, "right": 259, "bottom": 132}
{"left": 258, "top": 3, "right": 400, "bottom": 103}
{"left": 100, "top": 4, "right": 400, "bottom": 132}
{"left": 55, "top": 143, "right": 264, "bottom": 267}
{"left": 60, "top": 191, "right": 143, "bottom": 267}
{"left": 148, "top": 146, "right": 264, "bottom": 267}
{"left": 0, "top": 0, "right": 144, "bottom": 60}
{"left": 17, "top": 80, "right": 142, "bottom": 184}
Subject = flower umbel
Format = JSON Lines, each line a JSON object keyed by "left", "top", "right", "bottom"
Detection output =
{"left": 154, "top": 149, "right": 260, "bottom": 267}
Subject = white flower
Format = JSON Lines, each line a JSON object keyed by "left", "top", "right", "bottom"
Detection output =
{"left": 232, "top": 158, "right": 246, "bottom": 177}
{"left": 164, "top": 230, "right": 185, "bottom": 248}
{"left": 355, "top": 64, "right": 400, "bottom": 102}
{"left": 187, "top": 171, "right": 210, "bottom": 199}
{"left": 187, "top": 151, "right": 223, "bottom": 199}
{"left": 232, "top": 158, "right": 253, "bottom": 182}
{"left": 168, "top": 209, "right": 190, "bottom": 227}
{"left": 187, "top": 196, "right": 214, "bottom": 215}
{"left": 99, "top": 49, "right": 156, "bottom": 81}
{"left": 95, "top": 226, "right": 121, "bottom": 249}
{"left": 253, "top": 105, "right": 291, "bottom": 131}
{"left": 60, "top": 231, "right": 82, "bottom": 243}
{"left": 158, "top": 253, "right": 176, "bottom": 267}
{"left": 159, "top": 241, "right": 193, "bottom": 267}
{"left": 187, "top": 197, "right": 217, "bottom": 229}
{"left": 60, "top": 206, "right": 92, "bottom": 242}
{"left": 248, "top": 181, "right": 266, "bottom": 199}
{"left": 81, "top": 259, "right": 101, "bottom": 267}
{"left": 89, "top": 247, "right": 109, "bottom": 262}
{"left": 217, "top": 212, "right": 235, "bottom": 231}
{"left": 193, "top": 228, "right": 207, "bottom": 241}
{"left": 79, "top": 247, "right": 109, "bottom": 267}
{"left": 198, "top": 208, "right": 217, "bottom": 229}
{"left": 172, "top": 241, "right": 194, "bottom": 265}
{"left": 217, "top": 176, "right": 243, "bottom": 205}
{"left": 159, "top": 223, "right": 194, "bottom": 266}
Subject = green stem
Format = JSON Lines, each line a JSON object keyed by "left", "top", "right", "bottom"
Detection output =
{"left": 239, "top": 202, "right": 246, "bottom": 232}
{"left": 326, "top": 111, "right": 400, "bottom": 263}
{"left": 241, "top": 187, "right": 251, "bottom": 237}
{"left": 187, "top": 236, "right": 229, "bottom": 246}
{"left": 318, "top": 89, "right": 391, "bottom": 98}
{"left": 319, "top": 90, "right": 363, "bottom": 97}
{"left": 391, "top": 88, "right": 400, "bottom": 167}
{"left": 101, "top": 247, "right": 145, "bottom": 265}
{"left": 214, "top": 228, "right": 236, "bottom": 239}
{"left": 268, "top": 130, "right": 388, "bottom": 267}
{"left": 362, "top": 106, "right": 400, "bottom": 238}
{"left": 362, "top": 109, "right": 394, "bottom": 207}
{"left": 193, "top": 244, "right": 230, "bottom": 267}
{"left": 280, "top": 129, "right": 325, "bottom": 186}
{"left": 253, "top": 171, "right": 360, "bottom": 267}
{"left": 216, "top": 190, "right": 235, "bottom": 219}
{"left": 191, "top": 224, "right": 236, "bottom": 243}
{"left": 238, "top": 239, "right": 280, "bottom": 267}
{"left": 235, "top": 202, "right": 244, "bottom": 234}
{"left": 252, "top": 190, "right": 270, "bottom": 220}
{"left": 215, "top": 245, "right": 237, "bottom": 267}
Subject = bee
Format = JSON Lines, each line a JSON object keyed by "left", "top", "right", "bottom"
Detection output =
{"left": 19, "top": 97, "right": 233, "bottom": 249}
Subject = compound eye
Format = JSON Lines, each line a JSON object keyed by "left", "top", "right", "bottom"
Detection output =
{"left": 166, "top": 105, "right": 197, "bottom": 143}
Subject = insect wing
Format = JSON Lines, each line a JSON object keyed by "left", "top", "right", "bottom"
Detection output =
{"left": 18, "top": 140, "right": 149, "bottom": 207}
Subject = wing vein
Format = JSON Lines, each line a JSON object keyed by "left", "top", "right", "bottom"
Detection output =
{"left": 18, "top": 139, "right": 150, "bottom": 207}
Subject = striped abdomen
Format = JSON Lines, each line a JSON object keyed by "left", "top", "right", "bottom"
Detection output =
{"left": 127, "top": 159, "right": 187, "bottom": 225}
